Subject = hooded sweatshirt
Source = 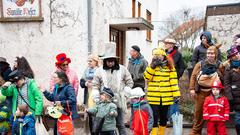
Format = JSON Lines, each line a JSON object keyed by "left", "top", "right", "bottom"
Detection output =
{"left": 191, "top": 31, "right": 222, "bottom": 67}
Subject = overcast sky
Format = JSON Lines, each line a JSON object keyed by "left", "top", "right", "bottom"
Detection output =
{"left": 158, "top": 0, "right": 240, "bottom": 19}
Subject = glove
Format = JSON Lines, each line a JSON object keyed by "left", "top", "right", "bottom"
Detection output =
{"left": 150, "top": 58, "right": 159, "bottom": 69}
{"left": 174, "top": 97, "right": 180, "bottom": 104}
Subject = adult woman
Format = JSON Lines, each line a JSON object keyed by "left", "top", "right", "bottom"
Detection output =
{"left": 224, "top": 49, "right": 240, "bottom": 134}
{"left": 144, "top": 48, "right": 180, "bottom": 135}
{"left": 40, "top": 71, "right": 77, "bottom": 135}
{"left": 50, "top": 53, "right": 79, "bottom": 97}
{"left": 1, "top": 70, "right": 43, "bottom": 116}
{"left": 80, "top": 54, "right": 99, "bottom": 106}
{"left": 189, "top": 45, "right": 222, "bottom": 135}
{"left": 13, "top": 56, "right": 34, "bottom": 79}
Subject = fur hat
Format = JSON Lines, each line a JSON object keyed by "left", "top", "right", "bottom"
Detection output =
{"left": 55, "top": 53, "right": 71, "bottom": 66}
{"left": 130, "top": 87, "right": 145, "bottom": 98}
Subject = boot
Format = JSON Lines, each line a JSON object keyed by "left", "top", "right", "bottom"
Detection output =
{"left": 236, "top": 124, "right": 240, "bottom": 135}
{"left": 151, "top": 127, "right": 158, "bottom": 135}
{"left": 158, "top": 126, "right": 166, "bottom": 135}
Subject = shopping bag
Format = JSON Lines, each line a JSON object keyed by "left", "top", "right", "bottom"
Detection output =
{"left": 171, "top": 112, "right": 183, "bottom": 135}
{"left": 168, "top": 102, "right": 179, "bottom": 122}
{"left": 92, "top": 116, "right": 105, "bottom": 134}
{"left": 57, "top": 102, "right": 73, "bottom": 135}
{"left": 35, "top": 117, "right": 49, "bottom": 135}
{"left": 57, "top": 113, "right": 74, "bottom": 135}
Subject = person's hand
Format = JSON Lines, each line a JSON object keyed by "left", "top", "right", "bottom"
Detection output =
{"left": 190, "top": 90, "right": 195, "bottom": 98}
{"left": 150, "top": 58, "right": 159, "bottom": 69}
{"left": 174, "top": 97, "right": 180, "bottom": 103}
{"left": 38, "top": 85, "right": 46, "bottom": 92}
{"left": 35, "top": 115, "right": 41, "bottom": 122}
{"left": 85, "top": 80, "right": 92, "bottom": 87}
{"left": 109, "top": 111, "right": 116, "bottom": 116}
{"left": 16, "top": 108, "right": 21, "bottom": 116}
{"left": 2, "top": 81, "right": 11, "bottom": 89}
{"left": 55, "top": 101, "right": 61, "bottom": 106}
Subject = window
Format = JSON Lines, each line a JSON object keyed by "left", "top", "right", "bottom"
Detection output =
{"left": 146, "top": 10, "right": 152, "bottom": 41}
{"left": 132, "top": 0, "right": 136, "bottom": 17}
{"left": 138, "top": 2, "right": 141, "bottom": 17}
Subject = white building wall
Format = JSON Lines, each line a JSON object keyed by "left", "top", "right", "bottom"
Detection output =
{"left": 0, "top": 0, "right": 160, "bottom": 104}
{"left": 126, "top": 0, "right": 160, "bottom": 63}
{"left": 206, "top": 14, "right": 240, "bottom": 51}
{"left": 0, "top": 0, "right": 88, "bottom": 85}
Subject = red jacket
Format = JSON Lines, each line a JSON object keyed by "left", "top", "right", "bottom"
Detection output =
{"left": 130, "top": 100, "right": 153, "bottom": 135}
{"left": 203, "top": 95, "right": 230, "bottom": 121}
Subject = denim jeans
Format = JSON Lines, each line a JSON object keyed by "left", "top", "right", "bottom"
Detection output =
{"left": 235, "top": 111, "right": 240, "bottom": 125}
{"left": 100, "top": 130, "right": 116, "bottom": 135}
{"left": 116, "top": 108, "right": 127, "bottom": 135}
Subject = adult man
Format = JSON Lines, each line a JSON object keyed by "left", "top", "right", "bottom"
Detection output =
{"left": 189, "top": 31, "right": 221, "bottom": 79}
{"left": 92, "top": 45, "right": 133, "bottom": 135}
{"left": 191, "top": 31, "right": 222, "bottom": 67}
{"left": 127, "top": 45, "right": 148, "bottom": 89}
{"left": 164, "top": 38, "right": 186, "bottom": 79}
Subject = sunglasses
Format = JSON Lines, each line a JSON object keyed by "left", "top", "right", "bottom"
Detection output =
{"left": 61, "top": 63, "right": 69, "bottom": 66}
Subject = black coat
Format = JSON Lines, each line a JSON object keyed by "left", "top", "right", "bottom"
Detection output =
{"left": 167, "top": 48, "right": 186, "bottom": 79}
{"left": 224, "top": 69, "right": 240, "bottom": 111}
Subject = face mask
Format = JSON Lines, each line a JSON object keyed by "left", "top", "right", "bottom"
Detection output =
{"left": 231, "top": 60, "right": 240, "bottom": 68}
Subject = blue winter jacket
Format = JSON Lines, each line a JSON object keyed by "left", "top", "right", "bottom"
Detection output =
{"left": 43, "top": 84, "right": 78, "bottom": 119}
{"left": 11, "top": 113, "right": 36, "bottom": 135}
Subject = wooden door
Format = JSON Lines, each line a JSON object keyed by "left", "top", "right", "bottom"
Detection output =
{"left": 109, "top": 27, "right": 124, "bottom": 64}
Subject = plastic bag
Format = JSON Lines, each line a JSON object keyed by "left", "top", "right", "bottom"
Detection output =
{"left": 57, "top": 114, "right": 74, "bottom": 135}
{"left": 171, "top": 112, "right": 183, "bottom": 135}
{"left": 36, "top": 117, "right": 49, "bottom": 135}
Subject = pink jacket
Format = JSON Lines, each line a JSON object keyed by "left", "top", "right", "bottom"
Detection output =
{"left": 50, "top": 67, "right": 79, "bottom": 96}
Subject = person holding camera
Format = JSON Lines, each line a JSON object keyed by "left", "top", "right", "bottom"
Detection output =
{"left": 0, "top": 70, "right": 43, "bottom": 119}
{"left": 144, "top": 48, "right": 180, "bottom": 135}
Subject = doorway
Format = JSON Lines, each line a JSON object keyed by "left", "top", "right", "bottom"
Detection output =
{"left": 109, "top": 27, "right": 124, "bottom": 64}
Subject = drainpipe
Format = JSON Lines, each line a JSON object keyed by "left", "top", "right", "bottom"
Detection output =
{"left": 87, "top": 0, "right": 92, "bottom": 54}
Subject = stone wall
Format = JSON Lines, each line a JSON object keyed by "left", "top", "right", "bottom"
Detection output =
{"left": 206, "top": 14, "right": 240, "bottom": 51}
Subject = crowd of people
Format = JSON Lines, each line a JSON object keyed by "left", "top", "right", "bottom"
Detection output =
{"left": 0, "top": 32, "right": 239, "bottom": 135}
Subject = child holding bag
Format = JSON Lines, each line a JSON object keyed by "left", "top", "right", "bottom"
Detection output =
{"left": 87, "top": 87, "right": 117, "bottom": 135}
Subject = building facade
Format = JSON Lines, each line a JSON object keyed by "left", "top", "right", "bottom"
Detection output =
{"left": 0, "top": 0, "right": 160, "bottom": 103}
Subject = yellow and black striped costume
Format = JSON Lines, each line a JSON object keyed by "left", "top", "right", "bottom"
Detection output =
{"left": 144, "top": 66, "right": 180, "bottom": 105}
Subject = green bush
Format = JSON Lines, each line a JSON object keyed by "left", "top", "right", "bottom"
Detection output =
{"left": 181, "top": 48, "right": 193, "bottom": 65}
{"left": 221, "top": 51, "right": 227, "bottom": 62}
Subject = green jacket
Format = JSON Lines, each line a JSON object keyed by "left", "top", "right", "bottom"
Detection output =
{"left": 1, "top": 79, "right": 43, "bottom": 116}
{"left": 88, "top": 101, "right": 117, "bottom": 131}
